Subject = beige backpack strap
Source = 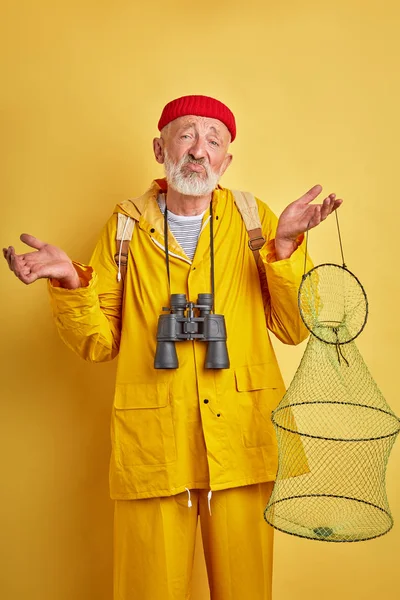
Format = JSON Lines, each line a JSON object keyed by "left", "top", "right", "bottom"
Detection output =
{"left": 232, "top": 190, "right": 269, "bottom": 301}
{"left": 231, "top": 190, "right": 266, "bottom": 262}
{"left": 114, "top": 213, "right": 135, "bottom": 282}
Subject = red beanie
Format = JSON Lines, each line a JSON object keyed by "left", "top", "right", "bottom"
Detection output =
{"left": 158, "top": 95, "right": 236, "bottom": 142}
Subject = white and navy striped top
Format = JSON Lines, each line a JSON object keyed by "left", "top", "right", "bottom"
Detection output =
{"left": 157, "top": 194, "right": 206, "bottom": 261}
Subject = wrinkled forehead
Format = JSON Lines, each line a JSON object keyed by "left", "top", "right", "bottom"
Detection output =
{"left": 168, "top": 115, "right": 231, "bottom": 139}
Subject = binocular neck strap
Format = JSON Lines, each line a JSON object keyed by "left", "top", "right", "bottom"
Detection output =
{"left": 164, "top": 200, "right": 216, "bottom": 313}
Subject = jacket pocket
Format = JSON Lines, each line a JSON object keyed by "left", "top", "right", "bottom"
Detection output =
{"left": 112, "top": 383, "right": 177, "bottom": 466}
{"left": 235, "top": 364, "right": 282, "bottom": 448}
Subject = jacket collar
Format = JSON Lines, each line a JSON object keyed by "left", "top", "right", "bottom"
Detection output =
{"left": 116, "top": 178, "right": 224, "bottom": 219}
{"left": 115, "top": 179, "right": 227, "bottom": 262}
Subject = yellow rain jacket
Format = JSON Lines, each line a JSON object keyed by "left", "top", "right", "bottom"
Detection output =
{"left": 48, "top": 179, "right": 311, "bottom": 500}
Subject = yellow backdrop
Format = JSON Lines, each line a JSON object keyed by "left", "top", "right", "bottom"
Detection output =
{"left": 1, "top": 1, "right": 399, "bottom": 598}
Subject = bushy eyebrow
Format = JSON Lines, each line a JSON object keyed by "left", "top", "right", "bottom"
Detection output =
{"left": 209, "top": 126, "right": 221, "bottom": 137}
{"left": 178, "top": 122, "right": 222, "bottom": 138}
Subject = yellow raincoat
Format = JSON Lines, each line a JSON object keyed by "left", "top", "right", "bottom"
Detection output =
{"left": 48, "top": 179, "right": 311, "bottom": 500}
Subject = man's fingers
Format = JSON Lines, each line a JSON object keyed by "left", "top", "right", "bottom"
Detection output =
{"left": 320, "top": 194, "right": 335, "bottom": 220}
{"left": 307, "top": 205, "right": 322, "bottom": 229}
{"left": 332, "top": 198, "right": 343, "bottom": 211}
{"left": 298, "top": 184, "right": 323, "bottom": 205}
{"left": 304, "top": 192, "right": 342, "bottom": 224}
{"left": 321, "top": 195, "right": 343, "bottom": 220}
{"left": 15, "top": 269, "right": 39, "bottom": 285}
{"left": 3, "top": 247, "right": 12, "bottom": 269}
{"left": 7, "top": 247, "right": 15, "bottom": 270}
{"left": 21, "top": 253, "right": 36, "bottom": 266}
{"left": 6, "top": 246, "right": 14, "bottom": 259}
{"left": 307, "top": 197, "right": 343, "bottom": 231}
{"left": 3, "top": 242, "right": 45, "bottom": 284}
{"left": 3, "top": 246, "right": 35, "bottom": 273}
{"left": 20, "top": 233, "right": 46, "bottom": 250}
{"left": 10, "top": 252, "right": 39, "bottom": 284}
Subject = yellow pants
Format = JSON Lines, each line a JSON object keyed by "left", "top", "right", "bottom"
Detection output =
{"left": 113, "top": 482, "right": 274, "bottom": 600}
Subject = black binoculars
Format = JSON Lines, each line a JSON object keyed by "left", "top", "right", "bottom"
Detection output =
{"left": 154, "top": 293, "right": 230, "bottom": 369}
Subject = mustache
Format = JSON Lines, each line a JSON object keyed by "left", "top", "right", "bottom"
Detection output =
{"left": 183, "top": 155, "right": 208, "bottom": 167}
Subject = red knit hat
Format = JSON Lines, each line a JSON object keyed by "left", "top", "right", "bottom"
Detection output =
{"left": 158, "top": 95, "right": 236, "bottom": 142}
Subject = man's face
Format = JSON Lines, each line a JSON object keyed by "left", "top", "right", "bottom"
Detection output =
{"left": 154, "top": 115, "right": 233, "bottom": 196}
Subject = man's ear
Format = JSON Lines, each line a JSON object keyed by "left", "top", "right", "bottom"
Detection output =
{"left": 220, "top": 153, "right": 233, "bottom": 177}
{"left": 153, "top": 137, "right": 165, "bottom": 164}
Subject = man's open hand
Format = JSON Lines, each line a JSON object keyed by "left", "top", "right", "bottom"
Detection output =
{"left": 275, "top": 185, "right": 343, "bottom": 260}
{"left": 3, "top": 234, "right": 81, "bottom": 288}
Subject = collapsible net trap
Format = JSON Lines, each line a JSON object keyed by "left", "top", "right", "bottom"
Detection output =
{"left": 264, "top": 226, "right": 400, "bottom": 542}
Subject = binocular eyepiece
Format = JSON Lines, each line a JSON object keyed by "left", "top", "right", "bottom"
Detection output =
{"left": 154, "top": 293, "right": 230, "bottom": 370}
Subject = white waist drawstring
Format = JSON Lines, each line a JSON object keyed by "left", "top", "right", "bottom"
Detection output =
{"left": 185, "top": 487, "right": 192, "bottom": 508}
{"left": 207, "top": 490, "right": 212, "bottom": 516}
{"left": 183, "top": 488, "right": 212, "bottom": 513}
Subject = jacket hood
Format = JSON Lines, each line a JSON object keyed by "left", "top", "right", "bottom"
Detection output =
{"left": 114, "top": 179, "right": 167, "bottom": 220}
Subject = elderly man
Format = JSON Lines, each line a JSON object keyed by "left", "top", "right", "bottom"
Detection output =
{"left": 4, "top": 95, "right": 341, "bottom": 600}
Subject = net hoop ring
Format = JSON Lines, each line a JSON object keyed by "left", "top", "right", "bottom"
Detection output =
{"left": 298, "top": 263, "right": 368, "bottom": 345}
{"left": 264, "top": 494, "right": 394, "bottom": 542}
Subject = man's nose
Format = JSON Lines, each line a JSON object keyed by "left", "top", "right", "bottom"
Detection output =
{"left": 188, "top": 137, "right": 206, "bottom": 160}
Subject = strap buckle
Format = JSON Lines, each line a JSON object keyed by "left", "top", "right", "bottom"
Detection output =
{"left": 248, "top": 236, "right": 266, "bottom": 251}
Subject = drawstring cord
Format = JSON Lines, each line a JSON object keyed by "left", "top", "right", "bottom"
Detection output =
{"left": 117, "top": 216, "right": 131, "bottom": 282}
{"left": 184, "top": 488, "right": 212, "bottom": 515}
{"left": 185, "top": 487, "right": 192, "bottom": 508}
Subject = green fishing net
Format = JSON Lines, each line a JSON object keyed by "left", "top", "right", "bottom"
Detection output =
{"left": 264, "top": 260, "right": 400, "bottom": 542}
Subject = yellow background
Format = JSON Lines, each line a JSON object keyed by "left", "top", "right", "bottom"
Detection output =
{"left": 1, "top": 1, "right": 399, "bottom": 598}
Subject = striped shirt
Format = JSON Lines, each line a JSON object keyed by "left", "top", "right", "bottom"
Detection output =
{"left": 157, "top": 194, "right": 206, "bottom": 261}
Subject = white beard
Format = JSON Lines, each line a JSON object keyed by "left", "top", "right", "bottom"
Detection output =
{"left": 163, "top": 149, "right": 221, "bottom": 197}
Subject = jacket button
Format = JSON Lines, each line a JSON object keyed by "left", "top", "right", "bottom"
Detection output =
{"left": 203, "top": 399, "right": 209, "bottom": 404}
{"left": 217, "top": 413, "right": 221, "bottom": 417}
{"left": 150, "top": 228, "right": 155, "bottom": 233}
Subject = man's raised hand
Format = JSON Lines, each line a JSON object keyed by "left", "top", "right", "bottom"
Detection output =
{"left": 275, "top": 185, "right": 343, "bottom": 260}
{"left": 3, "top": 234, "right": 81, "bottom": 288}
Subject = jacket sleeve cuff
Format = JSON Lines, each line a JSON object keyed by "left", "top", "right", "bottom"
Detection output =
{"left": 260, "top": 234, "right": 312, "bottom": 283}
{"left": 261, "top": 234, "right": 305, "bottom": 265}
{"left": 47, "top": 262, "right": 98, "bottom": 310}
{"left": 49, "top": 262, "right": 93, "bottom": 289}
